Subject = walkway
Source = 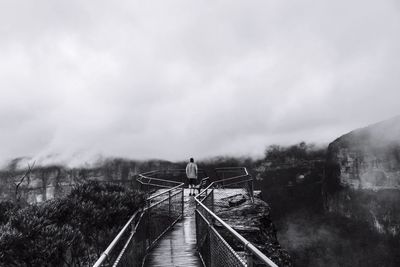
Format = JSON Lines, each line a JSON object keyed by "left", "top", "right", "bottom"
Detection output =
{"left": 143, "top": 190, "right": 202, "bottom": 267}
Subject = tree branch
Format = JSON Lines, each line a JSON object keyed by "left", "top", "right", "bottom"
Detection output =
{"left": 14, "top": 161, "right": 36, "bottom": 203}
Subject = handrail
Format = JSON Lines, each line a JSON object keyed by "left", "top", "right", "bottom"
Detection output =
{"left": 215, "top": 167, "right": 248, "bottom": 175}
{"left": 195, "top": 167, "right": 278, "bottom": 267}
{"left": 93, "top": 170, "right": 185, "bottom": 267}
{"left": 137, "top": 174, "right": 183, "bottom": 185}
{"left": 138, "top": 170, "right": 159, "bottom": 176}
{"left": 214, "top": 173, "right": 250, "bottom": 184}
{"left": 215, "top": 167, "right": 247, "bottom": 170}
{"left": 93, "top": 168, "right": 269, "bottom": 267}
{"left": 196, "top": 194, "right": 277, "bottom": 267}
{"left": 112, "top": 211, "right": 145, "bottom": 266}
{"left": 146, "top": 183, "right": 184, "bottom": 201}
{"left": 146, "top": 189, "right": 182, "bottom": 210}
{"left": 93, "top": 210, "right": 140, "bottom": 267}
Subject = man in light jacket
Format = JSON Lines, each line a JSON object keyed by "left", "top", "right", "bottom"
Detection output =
{"left": 186, "top": 158, "right": 198, "bottom": 196}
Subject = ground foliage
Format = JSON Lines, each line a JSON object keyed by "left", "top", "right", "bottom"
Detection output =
{"left": 254, "top": 142, "right": 400, "bottom": 267}
{"left": 254, "top": 142, "right": 326, "bottom": 218}
{"left": 0, "top": 181, "right": 145, "bottom": 267}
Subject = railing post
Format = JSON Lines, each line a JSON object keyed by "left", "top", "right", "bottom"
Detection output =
{"left": 146, "top": 198, "right": 151, "bottom": 250}
{"left": 246, "top": 247, "right": 254, "bottom": 267}
{"left": 249, "top": 178, "right": 254, "bottom": 203}
{"left": 208, "top": 223, "right": 213, "bottom": 267}
{"left": 195, "top": 210, "right": 198, "bottom": 247}
{"left": 145, "top": 210, "right": 150, "bottom": 250}
{"left": 211, "top": 189, "right": 214, "bottom": 213}
{"left": 168, "top": 190, "right": 171, "bottom": 217}
{"left": 211, "top": 189, "right": 215, "bottom": 226}
{"left": 181, "top": 188, "right": 184, "bottom": 217}
{"left": 251, "top": 179, "right": 254, "bottom": 200}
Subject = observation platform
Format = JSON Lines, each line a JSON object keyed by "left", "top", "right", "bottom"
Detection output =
{"left": 94, "top": 168, "right": 279, "bottom": 267}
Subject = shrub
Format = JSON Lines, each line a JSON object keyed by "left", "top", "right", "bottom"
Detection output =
{"left": 0, "top": 201, "right": 17, "bottom": 225}
{"left": 0, "top": 181, "right": 145, "bottom": 266}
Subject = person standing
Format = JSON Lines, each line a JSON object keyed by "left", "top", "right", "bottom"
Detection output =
{"left": 186, "top": 158, "right": 198, "bottom": 196}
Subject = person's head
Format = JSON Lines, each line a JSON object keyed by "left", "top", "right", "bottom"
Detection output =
{"left": 190, "top": 158, "right": 194, "bottom": 163}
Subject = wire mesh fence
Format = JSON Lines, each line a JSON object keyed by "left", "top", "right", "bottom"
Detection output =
{"left": 96, "top": 167, "right": 277, "bottom": 267}
{"left": 112, "top": 212, "right": 147, "bottom": 267}
{"left": 195, "top": 167, "right": 278, "bottom": 267}
{"left": 196, "top": 201, "right": 247, "bottom": 267}
{"left": 94, "top": 171, "right": 185, "bottom": 267}
{"left": 209, "top": 226, "right": 247, "bottom": 267}
{"left": 145, "top": 188, "right": 183, "bottom": 249}
{"left": 196, "top": 188, "right": 248, "bottom": 267}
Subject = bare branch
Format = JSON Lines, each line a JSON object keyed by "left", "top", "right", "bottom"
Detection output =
{"left": 14, "top": 161, "right": 36, "bottom": 203}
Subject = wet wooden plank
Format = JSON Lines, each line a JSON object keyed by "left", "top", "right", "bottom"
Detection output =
{"left": 144, "top": 190, "right": 202, "bottom": 267}
{"left": 144, "top": 217, "right": 202, "bottom": 267}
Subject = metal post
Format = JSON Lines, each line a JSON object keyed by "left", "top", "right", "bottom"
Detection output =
{"left": 211, "top": 189, "right": 214, "bottom": 213}
{"left": 181, "top": 188, "right": 184, "bottom": 217}
{"left": 168, "top": 190, "right": 171, "bottom": 217}
{"left": 211, "top": 189, "right": 215, "bottom": 225}
{"left": 146, "top": 197, "right": 151, "bottom": 249}
{"left": 208, "top": 223, "right": 213, "bottom": 267}
{"left": 248, "top": 179, "right": 254, "bottom": 203}
{"left": 246, "top": 247, "right": 254, "bottom": 267}
{"left": 145, "top": 211, "right": 150, "bottom": 250}
{"left": 195, "top": 210, "right": 199, "bottom": 247}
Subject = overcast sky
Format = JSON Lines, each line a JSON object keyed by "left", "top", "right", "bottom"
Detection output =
{"left": 0, "top": 0, "right": 399, "bottom": 166}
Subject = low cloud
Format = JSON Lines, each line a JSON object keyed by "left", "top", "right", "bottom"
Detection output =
{"left": 0, "top": 0, "right": 399, "bottom": 166}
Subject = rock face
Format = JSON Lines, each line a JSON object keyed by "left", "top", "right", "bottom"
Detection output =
{"left": 324, "top": 116, "right": 400, "bottom": 235}
{"left": 0, "top": 159, "right": 179, "bottom": 204}
{"left": 214, "top": 190, "right": 293, "bottom": 266}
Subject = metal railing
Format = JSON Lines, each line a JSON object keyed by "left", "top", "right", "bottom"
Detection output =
{"left": 94, "top": 167, "right": 277, "bottom": 267}
{"left": 93, "top": 170, "right": 185, "bottom": 267}
{"left": 195, "top": 167, "right": 278, "bottom": 267}
{"left": 214, "top": 167, "right": 254, "bottom": 203}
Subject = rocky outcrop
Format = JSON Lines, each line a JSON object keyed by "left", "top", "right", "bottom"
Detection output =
{"left": 324, "top": 116, "right": 400, "bottom": 235}
{"left": 214, "top": 190, "right": 293, "bottom": 266}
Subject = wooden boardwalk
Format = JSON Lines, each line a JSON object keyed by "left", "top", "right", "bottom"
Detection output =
{"left": 144, "top": 190, "right": 202, "bottom": 267}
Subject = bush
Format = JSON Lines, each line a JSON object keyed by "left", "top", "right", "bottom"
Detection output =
{"left": 0, "top": 201, "right": 16, "bottom": 225}
{"left": 0, "top": 181, "right": 145, "bottom": 267}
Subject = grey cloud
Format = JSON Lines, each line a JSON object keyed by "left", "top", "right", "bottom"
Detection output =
{"left": 0, "top": 0, "right": 399, "bottom": 166}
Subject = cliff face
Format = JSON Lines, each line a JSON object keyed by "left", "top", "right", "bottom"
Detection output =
{"left": 214, "top": 190, "right": 293, "bottom": 266}
{"left": 0, "top": 159, "right": 178, "bottom": 204}
{"left": 324, "top": 116, "right": 400, "bottom": 235}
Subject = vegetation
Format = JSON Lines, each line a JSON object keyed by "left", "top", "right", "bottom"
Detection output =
{"left": 254, "top": 142, "right": 327, "bottom": 218}
{"left": 262, "top": 142, "right": 326, "bottom": 167}
{"left": 1, "top": 144, "right": 399, "bottom": 266}
{"left": 277, "top": 209, "right": 400, "bottom": 267}
{"left": 253, "top": 142, "right": 400, "bottom": 267}
{"left": 0, "top": 181, "right": 145, "bottom": 267}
